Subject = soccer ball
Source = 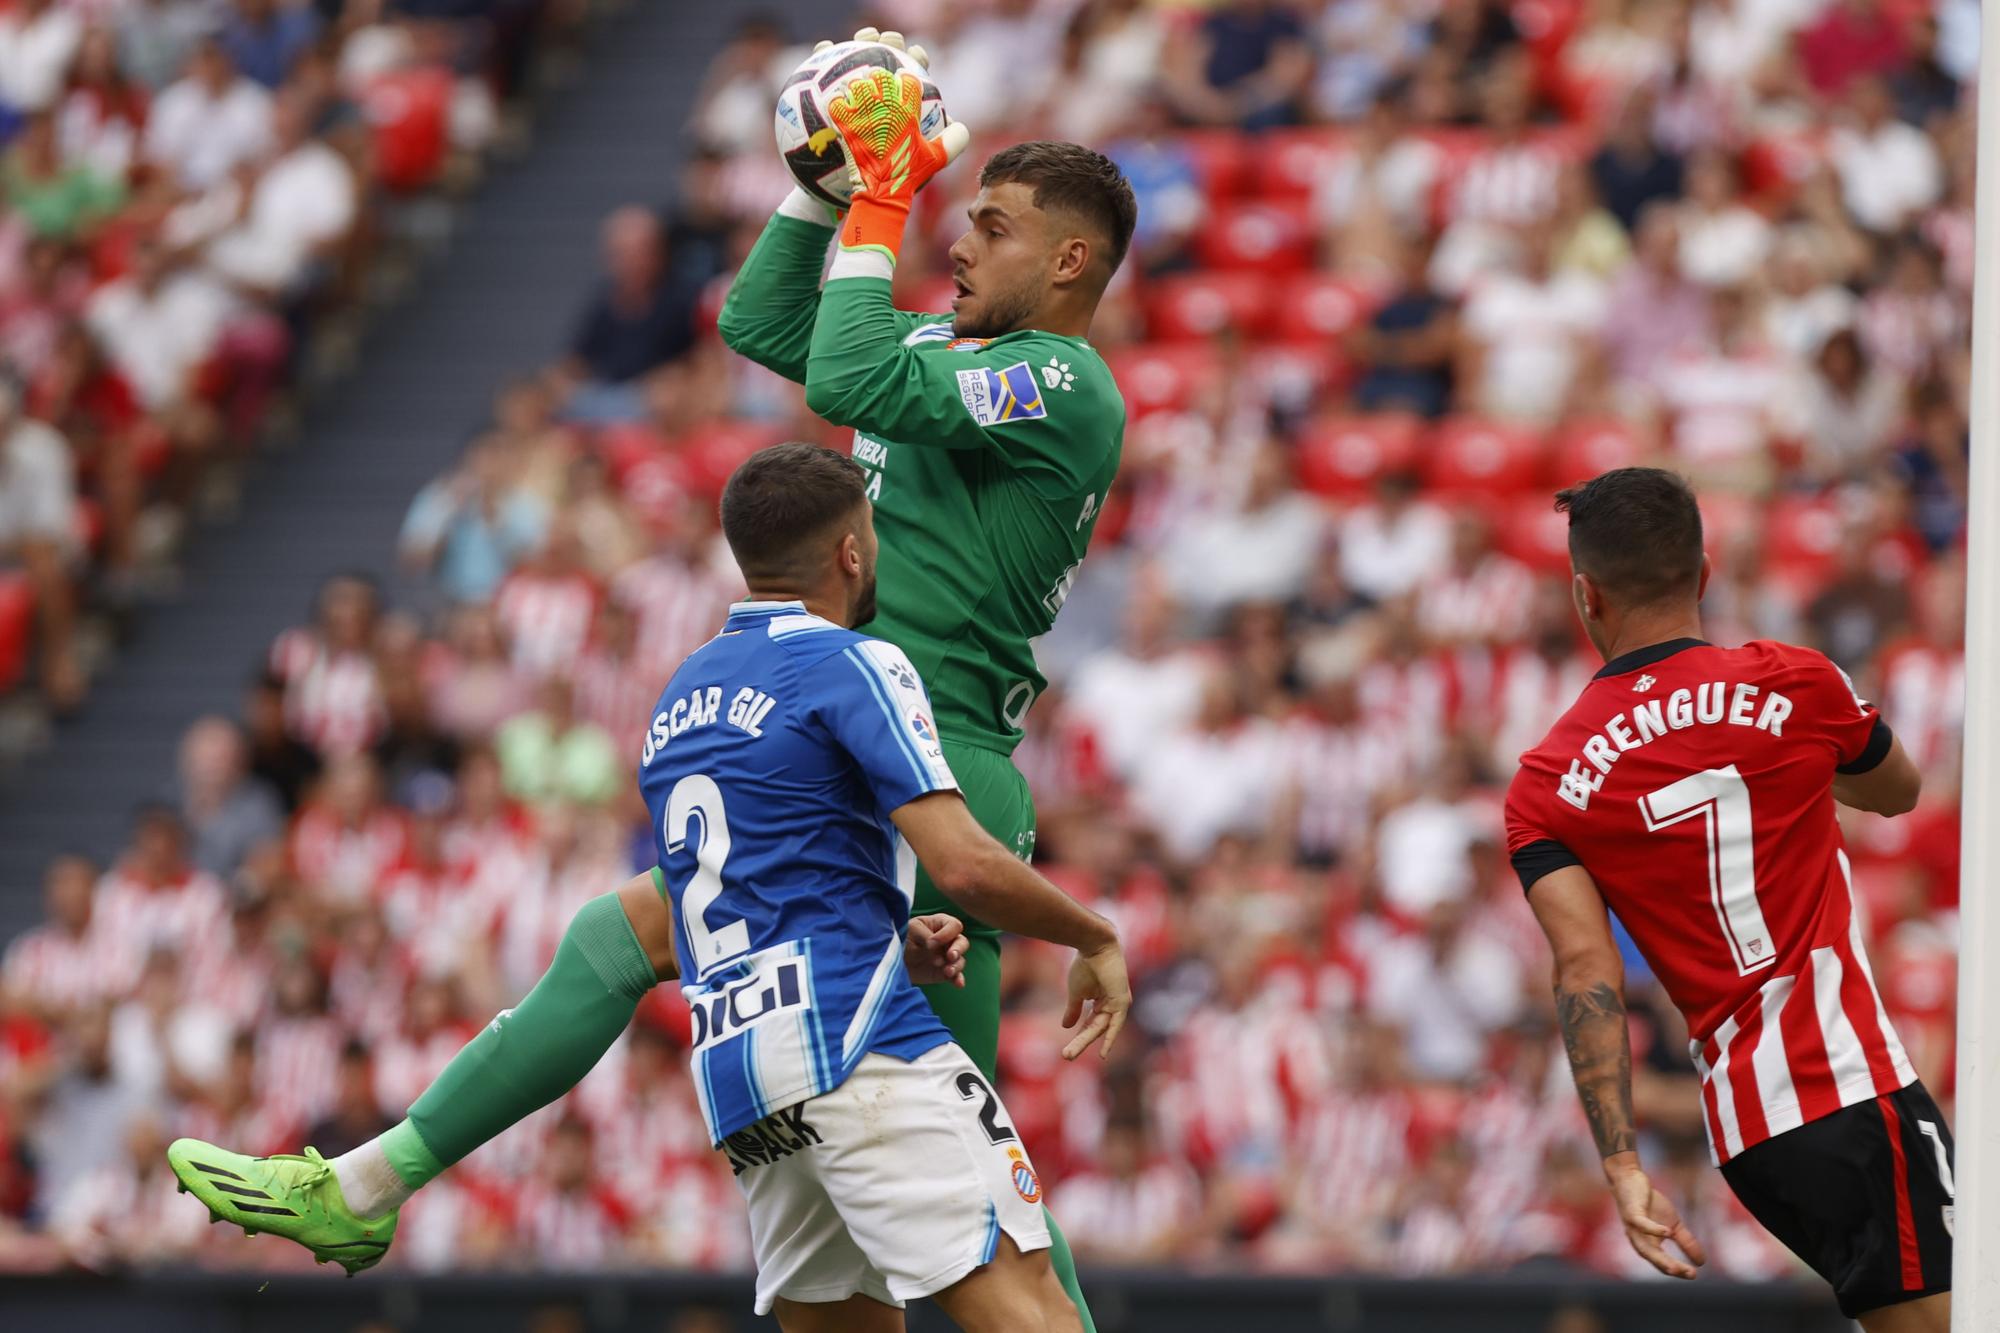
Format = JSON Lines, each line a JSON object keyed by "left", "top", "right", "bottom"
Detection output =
{"left": 774, "top": 39, "right": 949, "bottom": 210}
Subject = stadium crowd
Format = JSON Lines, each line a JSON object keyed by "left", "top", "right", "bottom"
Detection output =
{"left": 0, "top": 0, "right": 563, "bottom": 718}
{"left": 0, "top": 0, "right": 1973, "bottom": 1295}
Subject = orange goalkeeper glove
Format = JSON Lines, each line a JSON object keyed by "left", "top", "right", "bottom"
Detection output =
{"left": 826, "top": 66, "right": 971, "bottom": 263}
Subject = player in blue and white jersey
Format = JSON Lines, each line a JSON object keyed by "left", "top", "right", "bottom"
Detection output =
{"left": 639, "top": 443, "right": 1129, "bottom": 1330}
{"left": 165, "top": 445, "right": 1130, "bottom": 1333}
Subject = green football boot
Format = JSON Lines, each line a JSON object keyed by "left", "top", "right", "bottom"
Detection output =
{"left": 167, "top": 1138, "right": 398, "bottom": 1275}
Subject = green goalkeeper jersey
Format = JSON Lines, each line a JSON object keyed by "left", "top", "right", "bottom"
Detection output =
{"left": 718, "top": 211, "right": 1124, "bottom": 755}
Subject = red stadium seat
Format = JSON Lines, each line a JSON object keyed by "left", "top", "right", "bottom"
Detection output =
{"left": 1177, "top": 130, "right": 1253, "bottom": 200}
{"left": 1104, "top": 342, "right": 1217, "bottom": 419}
{"left": 1423, "top": 418, "right": 1547, "bottom": 497}
{"left": 1250, "top": 340, "right": 1350, "bottom": 405}
{"left": 361, "top": 67, "right": 452, "bottom": 194}
{"left": 1742, "top": 130, "right": 1829, "bottom": 202}
{"left": 1268, "top": 273, "right": 1381, "bottom": 343}
{"left": 1497, "top": 495, "right": 1573, "bottom": 572}
{"left": 1254, "top": 128, "right": 1349, "bottom": 202}
{"left": 676, "top": 421, "right": 790, "bottom": 499}
{"left": 0, "top": 571, "right": 33, "bottom": 695}
{"left": 1195, "top": 199, "right": 1315, "bottom": 274}
{"left": 1764, "top": 495, "right": 1844, "bottom": 576}
{"left": 1547, "top": 418, "right": 1645, "bottom": 486}
{"left": 1143, "top": 271, "right": 1274, "bottom": 341}
{"left": 1295, "top": 414, "right": 1422, "bottom": 498}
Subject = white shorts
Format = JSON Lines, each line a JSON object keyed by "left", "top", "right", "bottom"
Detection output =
{"left": 723, "top": 1043, "right": 1051, "bottom": 1315}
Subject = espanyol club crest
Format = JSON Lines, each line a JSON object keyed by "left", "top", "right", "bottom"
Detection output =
{"left": 1007, "top": 1147, "right": 1042, "bottom": 1204}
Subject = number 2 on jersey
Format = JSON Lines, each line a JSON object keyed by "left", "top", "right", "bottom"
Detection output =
{"left": 1641, "top": 764, "right": 1775, "bottom": 977}
{"left": 665, "top": 774, "right": 750, "bottom": 977}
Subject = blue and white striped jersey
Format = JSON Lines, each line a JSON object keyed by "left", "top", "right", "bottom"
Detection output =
{"left": 637, "top": 599, "right": 957, "bottom": 1144}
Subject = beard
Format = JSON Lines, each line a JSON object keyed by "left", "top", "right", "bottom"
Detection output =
{"left": 852, "top": 572, "right": 878, "bottom": 629}
{"left": 952, "top": 278, "right": 1039, "bottom": 339}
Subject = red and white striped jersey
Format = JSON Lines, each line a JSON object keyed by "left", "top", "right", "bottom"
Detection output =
{"left": 2, "top": 922, "right": 130, "bottom": 1014}
{"left": 92, "top": 866, "right": 228, "bottom": 965}
{"left": 493, "top": 569, "right": 600, "bottom": 680}
{"left": 610, "top": 553, "right": 741, "bottom": 681}
{"left": 1505, "top": 638, "right": 1916, "bottom": 1164}
{"left": 269, "top": 629, "right": 386, "bottom": 757}
{"left": 1876, "top": 640, "right": 1964, "bottom": 774}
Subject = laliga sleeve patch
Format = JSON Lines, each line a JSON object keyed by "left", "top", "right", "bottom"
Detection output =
{"left": 956, "top": 361, "right": 1048, "bottom": 426}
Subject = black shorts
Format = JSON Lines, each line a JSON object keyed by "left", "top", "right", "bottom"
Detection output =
{"left": 1720, "top": 1081, "right": 1954, "bottom": 1319}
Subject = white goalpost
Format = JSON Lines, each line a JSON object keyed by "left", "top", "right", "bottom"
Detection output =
{"left": 1951, "top": 6, "right": 2000, "bottom": 1328}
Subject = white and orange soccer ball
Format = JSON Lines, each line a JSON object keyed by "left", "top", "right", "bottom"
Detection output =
{"left": 773, "top": 38, "right": 949, "bottom": 210}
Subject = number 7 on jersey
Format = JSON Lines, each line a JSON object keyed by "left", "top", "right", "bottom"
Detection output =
{"left": 1641, "top": 764, "right": 1776, "bottom": 977}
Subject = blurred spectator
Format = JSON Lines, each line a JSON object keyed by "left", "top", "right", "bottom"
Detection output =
{"left": 243, "top": 668, "right": 320, "bottom": 810}
{"left": 1789, "top": 328, "right": 1903, "bottom": 485}
{"left": 1058, "top": 1118, "right": 1201, "bottom": 1262}
{"left": 1163, "top": 439, "right": 1326, "bottom": 620}
{"left": 4, "top": 110, "right": 124, "bottom": 240}
{"left": 57, "top": 27, "right": 148, "bottom": 204}
{"left": 1831, "top": 76, "right": 1942, "bottom": 236}
{"left": 307, "top": 1039, "right": 394, "bottom": 1160}
{"left": 291, "top": 749, "right": 407, "bottom": 905}
{"left": 1067, "top": 574, "right": 1206, "bottom": 782}
{"left": 495, "top": 675, "right": 621, "bottom": 809}
{"left": 268, "top": 572, "right": 386, "bottom": 756}
{"left": 1674, "top": 149, "right": 1769, "bottom": 290}
{"left": 0, "top": 373, "right": 83, "bottom": 708}
{"left": 1458, "top": 222, "right": 1605, "bottom": 425}
{"left": 1, "top": 855, "right": 111, "bottom": 1019}
{"left": 1807, "top": 527, "right": 1914, "bottom": 671}
{"left": 401, "top": 440, "right": 550, "bottom": 605}
{"left": 219, "top": 0, "right": 321, "bottom": 91}
{"left": 1129, "top": 663, "right": 1283, "bottom": 864}
{"left": 143, "top": 37, "right": 274, "bottom": 191}
{"left": 1368, "top": 895, "right": 1525, "bottom": 1083}
{"left": 511, "top": 1115, "right": 633, "bottom": 1270}
{"left": 1416, "top": 511, "right": 1533, "bottom": 648}
{"left": 1339, "top": 471, "right": 1450, "bottom": 603}
{"left": 1350, "top": 235, "right": 1456, "bottom": 417}
{"left": 49, "top": 1111, "right": 205, "bottom": 1269}
{"left": 1859, "top": 238, "right": 1959, "bottom": 380}
{"left": 26, "top": 1003, "right": 143, "bottom": 1207}
{"left": 109, "top": 947, "right": 228, "bottom": 1101}
{"left": 1760, "top": 228, "right": 1858, "bottom": 363}
{"left": 556, "top": 206, "right": 696, "bottom": 421}
{"left": 1105, "top": 99, "right": 1205, "bottom": 276}
{"left": 175, "top": 714, "right": 285, "bottom": 880}
{"left": 571, "top": 601, "right": 652, "bottom": 756}
{"left": 1655, "top": 286, "right": 1790, "bottom": 492}
{"left": 1162, "top": 0, "right": 1311, "bottom": 130}
{"left": 118, "top": 0, "right": 212, "bottom": 92}
{"left": 84, "top": 236, "right": 230, "bottom": 427}
{"left": 1587, "top": 89, "right": 1682, "bottom": 233}
{"left": 0, "top": 0, "right": 83, "bottom": 117}
{"left": 493, "top": 522, "right": 600, "bottom": 680}
{"left": 1599, "top": 203, "right": 1706, "bottom": 393}
{"left": 1796, "top": 0, "right": 1908, "bottom": 99}
{"left": 191, "top": 84, "right": 359, "bottom": 299}
{"left": 93, "top": 804, "right": 227, "bottom": 963}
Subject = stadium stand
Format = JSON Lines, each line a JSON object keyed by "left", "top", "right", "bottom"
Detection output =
{"left": 0, "top": 0, "right": 1972, "bottom": 1310}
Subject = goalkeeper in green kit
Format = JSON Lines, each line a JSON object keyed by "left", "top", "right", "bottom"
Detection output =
{"left": 718, "top": 33, "right": 1133, "bottom": 1328}
{"left": 164, "top": 28, "right": 1129, "bottom": 1326}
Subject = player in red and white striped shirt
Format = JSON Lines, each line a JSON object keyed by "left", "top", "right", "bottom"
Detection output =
{"left": 1503, "top": 469, "right": 1948, "bottom": 1330}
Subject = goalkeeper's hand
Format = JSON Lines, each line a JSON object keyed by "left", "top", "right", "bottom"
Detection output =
{"left": 821, "top": 28, "right": 970, "bottom": 260}
{"left": 780, "top": 28, "right": 952, "bottom": 227}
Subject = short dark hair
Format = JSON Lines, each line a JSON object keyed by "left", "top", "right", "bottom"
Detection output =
{"left": 1553, "top": 467, "right": 1704, "bottom": 607}
{"left": 980, "top": 141, "right": 1138, "bottom": 277}
{"left": 720, "top": 443, "right": 869, "bottom": 583}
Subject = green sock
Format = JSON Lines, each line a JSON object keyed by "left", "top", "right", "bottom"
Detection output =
{"left": 1044, "top": 1207, "right": 1096, "bottom": 1333}
{"left": 382, "top": 892, "right": 658, "bottom": 1190}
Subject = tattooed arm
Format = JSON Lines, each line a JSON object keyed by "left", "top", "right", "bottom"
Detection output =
{"left": 1526, "top": 863, "right": 1707, "bottom": 1280}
